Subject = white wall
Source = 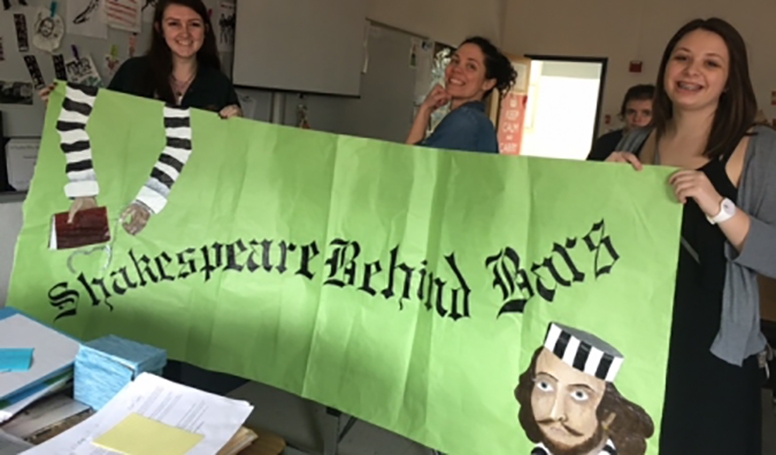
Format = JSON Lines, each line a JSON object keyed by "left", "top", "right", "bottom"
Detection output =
{"left": 368, "top": 0, "right": 503, "bottom": 46}
{"left": 502, "top": 0, "right": 776, "bottom": 133}
{"left": 0, "top": 200, "right": 23, "bottom": 308}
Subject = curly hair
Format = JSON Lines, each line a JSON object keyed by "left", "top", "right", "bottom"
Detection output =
{"left": 515, "top": 348, "right": 655, "bottom": 455}
{"left": 460, "top": 36, "right": 517, "bottom": 98}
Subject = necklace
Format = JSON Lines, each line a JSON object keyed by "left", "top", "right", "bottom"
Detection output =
{"left": 171, "top": 70, "right": 196, "bottom": 104}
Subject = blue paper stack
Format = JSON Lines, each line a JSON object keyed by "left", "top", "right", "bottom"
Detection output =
{"left": 74, "top": 335, "right": 167, "bottom": 410}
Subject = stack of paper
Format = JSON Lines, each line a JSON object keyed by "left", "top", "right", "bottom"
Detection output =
{"left": 0, "top": 310, "right": 80, "bottom": 423}
{"left": 23, "top": 373, "right": 254, "bottom": 454}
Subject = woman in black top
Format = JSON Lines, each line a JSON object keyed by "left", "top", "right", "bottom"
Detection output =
{"left": 608, "top": 18, "right": 765, "bottom": 454}
{"left": 40, "top": 0, "right": 246, "bottom": 396}
{"left": 41, "top": 0, "right": 240, "bottom": 118}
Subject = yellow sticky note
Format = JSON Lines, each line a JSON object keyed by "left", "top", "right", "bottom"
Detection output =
{"left": 93, "top": 413, "right": 204, "bottom": 455}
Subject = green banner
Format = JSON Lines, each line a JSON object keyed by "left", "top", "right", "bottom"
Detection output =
{"left": 9, "top": 83, "right": 682, "bottom": 454}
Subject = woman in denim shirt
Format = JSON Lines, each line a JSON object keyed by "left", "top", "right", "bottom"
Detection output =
{"left": 406, "top": 37, "right": 517, "bottom": 154}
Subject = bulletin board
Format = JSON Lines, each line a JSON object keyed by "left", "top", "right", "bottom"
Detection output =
{"left": 0, "top": 0, "right": 236, "bottom": 193}
{"left": 0, "top": 0, "right": 235, "bottom": 139}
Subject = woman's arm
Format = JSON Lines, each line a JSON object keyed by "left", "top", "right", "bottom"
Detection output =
{"left": 670, "top": 132, "right": 776, "bottom": 278}
{"left": 407, "top": 84, "right": 450, "bottom": 145}
{"left": 406, "top": 105, "right": 432, "bottom": 145}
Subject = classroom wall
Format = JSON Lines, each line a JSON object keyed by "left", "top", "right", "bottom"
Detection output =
{"left": 368, "top": 0, "right": 503, "bottom": 45}
{"left": 502, "top": 0, "right": 776, "bottom": 133}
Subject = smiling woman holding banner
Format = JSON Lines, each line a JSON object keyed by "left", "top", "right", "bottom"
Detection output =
{"left": 609, "top": 18, "right": 776, "bottom": 454}
{"left": 406, "top": 37, "right": 517, "bottom": 154}
{"left": 40, "top": 0, "right": 240, "bottom": 117}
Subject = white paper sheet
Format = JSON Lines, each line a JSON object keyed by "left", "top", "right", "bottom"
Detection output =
{"left": 0, "top": 430, "right": 33, "bottom": 455}
{"left": 1, "top": 389, "right": 87, "bottom": 435}
{"left": 5, "top": 138, "right": 39, "bottom": 191}
{"left": 0, "top": 314, "right": 79, "bottom": 402}
{"left": 23, "top": 373, "right": 254, "bottom": 455}
{"left": 66, "top": 0, "right": 108, "bottom": 39}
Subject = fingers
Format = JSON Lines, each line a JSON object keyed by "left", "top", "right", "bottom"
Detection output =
{"left": 121, "top": 204, "right": 150, "bottom": 236}
{"left": 68, "top": 204, "right": 78, "bottom": 224}
{"left": 219, "top": 105, "right": 242, "bottom": 119}
{"left": 605, "top": 152, "right": 642, "bottom": 170}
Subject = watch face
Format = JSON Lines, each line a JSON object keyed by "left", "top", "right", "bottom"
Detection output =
{"left": 722, "top": 198, "right": 735, "bottom": 214}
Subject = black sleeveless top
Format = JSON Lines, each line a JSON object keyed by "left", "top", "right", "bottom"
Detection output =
{"left": 653, "top": 147, "right": 762, "bottom": 454}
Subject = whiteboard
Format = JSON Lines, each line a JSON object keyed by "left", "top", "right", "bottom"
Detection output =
{"left": 232, "top": 0, "right": 367, "bottom": 96}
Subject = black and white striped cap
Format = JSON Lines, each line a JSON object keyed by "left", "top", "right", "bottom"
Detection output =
{"left": 543, "top": 323, "right": 624, "bottom": 382}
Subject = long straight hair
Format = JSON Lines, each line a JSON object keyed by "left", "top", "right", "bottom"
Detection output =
{"left": 142, "top": 0, "right": 221, "bottom": 105}
{"left": 652, "top": 18, "right": 757, "bottom": 159}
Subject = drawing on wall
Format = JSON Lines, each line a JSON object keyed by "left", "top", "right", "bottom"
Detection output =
{"left": 67, "top": 0, "right": 108, "bottom": 39}
{"left": 66, "top": 55, "right": 103, "bottom": 87}
{"left": 514, "top": 323, "right": 655, "bottom": 455}
{"left": 104, "top": 45, "right": 121, "bottom": 79}
{"left": 216, "top": 0, "right": 235, "bottom": 52}
{"left": 142, "top": 0, "right": 158, "bottom": 23}
{"left": 32, "top": 7, "right": 65, "bottom": 53}
{"left": 103, "top": 0, "right": 141, "bottom": 33}
{"left": 0, "top": 81, "right": 33, "bottom": 105}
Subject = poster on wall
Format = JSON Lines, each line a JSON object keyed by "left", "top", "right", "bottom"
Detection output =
{"left": 216, "top": 0, "right": 235, "bottom": 52}
{"left": 66, "top": 0, "right": 108, "bottom": 39}
{"left": 103, "top": 0, "right": 141, "bottom": 33}
{"left": 8, "top": 83, "right": 683, "bottom": 455}
{"left": 0, "top": 81, "right": 33, "bottom": 105}
{"left": 497, "top": 92, "right": 528, "bottom": 155}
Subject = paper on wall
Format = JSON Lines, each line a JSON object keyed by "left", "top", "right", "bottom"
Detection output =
{"left": 5, "top": 138, "right": 40, "bottom": 191}
{"left": 31, "top": 7, "right": 65, "bottom": 53}
{"left": 216, "top": 0, "right": 235, "bottom": 52}
{"left": 102, "top": 0, "right": 141, "bottom": 33}
{"left": 66, "top": 0, "right": 108, "bottom": 39}
{"left": 65, "top": 54, "right": 102, "bottom": 87}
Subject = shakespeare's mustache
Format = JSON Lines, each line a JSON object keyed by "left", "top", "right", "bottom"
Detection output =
{"left": 537, "top": 418, "right": 584, "bottom": 437}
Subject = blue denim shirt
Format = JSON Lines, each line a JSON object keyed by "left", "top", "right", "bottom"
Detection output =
{"left": 418, "top": 101, "right": 499, "bottom": 153}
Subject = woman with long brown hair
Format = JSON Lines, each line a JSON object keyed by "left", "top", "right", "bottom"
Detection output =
{"left": 609, "top": 18, "right": 776, "bottom": 453}
{"left": 41, "top": 0, "right": 241, "bottom": 117}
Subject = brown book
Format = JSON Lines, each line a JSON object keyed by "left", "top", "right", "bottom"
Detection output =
{"left": 49, "top": 207, "right": 110, "bottom": 250}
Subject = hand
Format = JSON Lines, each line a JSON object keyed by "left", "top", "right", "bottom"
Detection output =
{"left": 120, "top": 202, "right": 152, "bottom": 236}
{"left": 605, "top": 151, "right": 643, "bottom": 171}
{"left": 421, "top": 84, "right": 451, "bottom": 113}
{"left": 669, "top": 170, "right": 723, "bottom": 216}
{"left": 68, "top": 196, "right": 97, "bottom": 223}
{"left": 219, "top": 104, "right": 242, "bottom": 119}
{"left": 39, "top": 82, "right": 57, "bottom": 105}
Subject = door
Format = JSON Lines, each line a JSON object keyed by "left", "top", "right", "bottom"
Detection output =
{"left": 490, "top": 56, "right": 607, "bottom": 160}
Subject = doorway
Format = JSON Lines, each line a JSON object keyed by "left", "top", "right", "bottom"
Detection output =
{"left": 492, "top": 56, "right": 606, "bottom": 160}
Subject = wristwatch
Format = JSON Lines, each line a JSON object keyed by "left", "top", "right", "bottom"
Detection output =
{"left": 707, "top": 197, "right": 737, "bottom": 225}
